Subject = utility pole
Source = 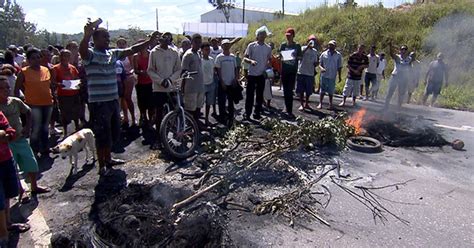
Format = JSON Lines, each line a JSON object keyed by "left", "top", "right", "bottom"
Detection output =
{"left": 242, "top": 0, "right": 245, "bottom": 23}
{"left": 106, "top": 21, "right": 109, "bottom": 30}
{"left": 156, "top": 8, "right": 159, "bottom": 31}
{"left": 282, "top": 0, "right": 285, "bottom": 18}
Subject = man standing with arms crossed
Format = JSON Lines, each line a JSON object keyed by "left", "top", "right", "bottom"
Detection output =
{"left": 317, "top": 40, "right": 342, "bottom": 109}
{"left": 79, "top": 19, "right": 159, "bottom": 175}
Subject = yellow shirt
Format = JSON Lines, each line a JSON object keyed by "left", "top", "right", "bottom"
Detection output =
{"left": 22, "top": 66, "right": 53, "bottom": 106}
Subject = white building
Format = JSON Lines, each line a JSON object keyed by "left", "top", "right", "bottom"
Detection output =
{"left": 201, "top": 5, "right": 298, "bottom": 24}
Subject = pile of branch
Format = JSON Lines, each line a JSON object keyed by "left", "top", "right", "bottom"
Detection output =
{"left": 172, "top": 115, "right": 411, "bottom": 227}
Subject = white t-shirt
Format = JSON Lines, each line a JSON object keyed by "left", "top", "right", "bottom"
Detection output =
{"left": 377, "top": 58, "right": 387, "bottom": 75}
{"left": 201, "top": 57, "right": 215, "bottom": 85}
{"left": 215, "top": 53, "right": 237, "bottom": 86}
{"left": 210, "top": 46, "right": 223, "bottom": 59}
{"left": 298, "top": 46, "right": 319, "bottom": 76}
{"left": 391, "top": 54, "right": 412, "bottom": 75}
{"left": 366, "top": 54, "right": 379, "bottom": 74}
{"left": 244, "top": 41, "right": 272, "bottom": 77}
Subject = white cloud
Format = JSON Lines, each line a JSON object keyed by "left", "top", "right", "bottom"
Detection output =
{"left": 25, "top": 8, "right": 48, "bottom": 25}
{"left": 116, "top": 0, "right": 133, "bottom": 4}
{"left": 72, "top": 5, "right": 99, "bottom": 20}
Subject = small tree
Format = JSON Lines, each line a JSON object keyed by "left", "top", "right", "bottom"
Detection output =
{"left": 208, "top": 0, "right": 235, "bottom": 23}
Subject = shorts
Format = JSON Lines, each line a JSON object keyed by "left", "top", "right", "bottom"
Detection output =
{"left": 296, "top": 74, "right": 314, "bottom": 96}
{"left": 184, "top": 92, "right": 205, "bottom": 111}
{"left": 88, "top": 100, "right": 121, "bottom": 148}
{"left": 204, "top": 83, "right": 216, "bottom": 106}
{"left": 9, "top": 138, "right": 39, "bottom": 173}
{"left": 425, "top": 80, "right": 442, "bottom": 96}
{"left": 0, "top": 158, "right": 20, "bottom": 210}
{"left": 136, "top": 83, "right": 154, "bottom": 110}
{"left": 320, "top": 77, "right": 336, "bottom": 95}
{"left": 342, "top": 78, "right": 361, "bottom": 97}
{"left": 58, "top": 94, "right": 82, "bottom": 123}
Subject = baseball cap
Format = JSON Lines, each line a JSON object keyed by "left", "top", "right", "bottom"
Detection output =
{"left": 221, "top": 39, "right": 231, "bottom": 45}
{"left": 307, "top": 34, "right": 317, "bottom": 41}
{"left": 7, "top": 45, "right": 17, "bottom": 51}
{"left": 328, "top": 40, "right": 336, "bottom": 46}
{"left": 285, "top": 28, "right": 295, "bottom": 36}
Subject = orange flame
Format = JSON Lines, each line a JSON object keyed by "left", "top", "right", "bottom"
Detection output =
{"left": 346, "top": 109, "right": 367, "bottom": 135}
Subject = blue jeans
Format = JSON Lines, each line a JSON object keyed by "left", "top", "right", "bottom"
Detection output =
{"left": 30, "top": 105, "right": 53, "bottom": 153}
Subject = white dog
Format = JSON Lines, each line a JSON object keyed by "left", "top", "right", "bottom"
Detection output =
{"left": 52, "top": 128, "right": 96, "bottom": 174}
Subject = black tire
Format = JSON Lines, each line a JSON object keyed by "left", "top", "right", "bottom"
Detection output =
{"left": 346, "top": 136, "right": 383, "bottom": 153}
{"left": 160, "top": 110, "right": 199, "bottom": 159}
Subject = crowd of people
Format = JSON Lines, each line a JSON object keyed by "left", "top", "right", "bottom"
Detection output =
{"left": 0, "top": 20, "right": 449, "bottom": 246}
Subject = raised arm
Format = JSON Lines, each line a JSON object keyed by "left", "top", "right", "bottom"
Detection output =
{"left": 79, "top": 22, "right": 95, "bottom": 62}
{"left": 119, "top": 31, "right": 160, "bottom": 59}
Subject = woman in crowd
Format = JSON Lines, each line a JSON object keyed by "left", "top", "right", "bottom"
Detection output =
{"left": 116, "top": 38, "right": 137, "bottom": 127}
{"left": 133, "top": 39, "right": 154, "bottom": 127}
{"left": 14, "top": 48, "right": 54, "bottom": 157}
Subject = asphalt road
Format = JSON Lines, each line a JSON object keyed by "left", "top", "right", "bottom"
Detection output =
{"left": 14, "top": 86, "right": 474, "bottom": 248}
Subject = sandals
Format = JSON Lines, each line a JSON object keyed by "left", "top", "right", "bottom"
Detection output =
{"left": 31, "top": 186, "right": 51, "bottom": 195}
{"left": 7, "top": 223, "right": 31, "bottom": 233}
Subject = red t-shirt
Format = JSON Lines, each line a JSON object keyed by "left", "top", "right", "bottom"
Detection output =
{"left": 53, "top": 64, "right": 80, "bottom": 96}
{"left": 136, "top": 54, "right": 152, "bottom": 85}
{"left": 0, "top": 111, "right": 15, "bottom": 162}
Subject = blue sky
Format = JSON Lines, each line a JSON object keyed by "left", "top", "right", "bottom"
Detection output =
{"left": 19, "top": 0, "right": 414, "bottom": 34}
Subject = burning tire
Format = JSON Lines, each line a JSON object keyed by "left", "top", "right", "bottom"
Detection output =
{"left": 347, "top": 136, "right": 383, "bottom": 153}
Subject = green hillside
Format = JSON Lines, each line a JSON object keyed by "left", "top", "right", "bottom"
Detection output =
{"left": 234, "top": 1, "right": 474, "bottom": 110}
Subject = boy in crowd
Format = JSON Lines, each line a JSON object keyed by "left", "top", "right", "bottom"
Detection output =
{"left": 364, "top": 45, "right": 379, "bottom": 100}
{"left": 182, "top": 34, "right": 205, "bottom": 126}
{"left": 1, "top": 109, "right": 30, "bottom": 247}
{"left": 339, "top": 44, "right": 369, "bottom": 107}
{"left": 296, "top": 34, "right": 319, "bottom": 111}
{"left": 201, "top": 42, "right": 217, "bottom": 126}
{"left": 0, "top": 76, "right": 50, "bottom": 204}
{"left": 215, "top": 39, "right": 239, "bottom": 126}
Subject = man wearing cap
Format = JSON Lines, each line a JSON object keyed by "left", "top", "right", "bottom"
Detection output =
{"left": 296, "top": 35, "right": 319, "bottom": 111}
{"left": 407, "top": 52, "right": 421, "bottom": 104}
{"left": 215, "top": 39, "right": 239, "bottom": 126}
{"left": 243, "top": 28, "right": 272, "bottom": 120}
{"left": 279, "top": 28, "right": 302, "bottom": 119}
{"left": 422, "top": 53, "right": 449, "bottom": 107}
{"left": 384, "top": 44, "right": 413, "bottom": 109}
{"left": 318, "top": 40, "right": 342, "bottom": 109}
{"left": 7, "top": 45, "right": 25, "bottom": 67}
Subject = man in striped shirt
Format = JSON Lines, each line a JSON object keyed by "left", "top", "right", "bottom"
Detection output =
{"left": 79, "top": 20, "right": 159, "bottom": 176}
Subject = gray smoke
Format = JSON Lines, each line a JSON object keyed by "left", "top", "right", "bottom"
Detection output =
{"left": 423, "top": 13, "right": 474, "bottom": 85}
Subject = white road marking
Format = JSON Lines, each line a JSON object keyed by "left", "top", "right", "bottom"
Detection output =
{"left": 19, "top": 180, "right": 52, "bottom": 247}
{"left": 434, "top": 124, "right": 474, "bottom": 132}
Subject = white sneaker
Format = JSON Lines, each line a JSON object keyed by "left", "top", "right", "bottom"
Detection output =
{"left": 50, "top": 127, "right": 63, "bottom": 135}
